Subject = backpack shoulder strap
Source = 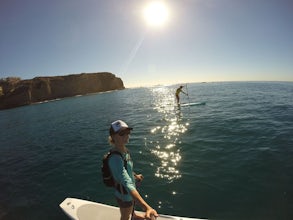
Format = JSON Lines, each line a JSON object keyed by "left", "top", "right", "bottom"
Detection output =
{"left": 109, "top": 150, "right": 127, "bottom": 170}
{"left": 109, "top": 150, "right": 123, "bottom": 157}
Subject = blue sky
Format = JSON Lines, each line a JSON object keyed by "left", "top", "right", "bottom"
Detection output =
{"left": 1, "top": 0, "right": 292, "bottom": 87}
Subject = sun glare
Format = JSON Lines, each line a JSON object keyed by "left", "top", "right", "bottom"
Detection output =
{"left": 143, "top": 1, "right": 169, "bottom": 27}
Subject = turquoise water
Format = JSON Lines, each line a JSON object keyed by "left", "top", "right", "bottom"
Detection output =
{"left": 0, "top": 82, "right": 293, "bottom": 220}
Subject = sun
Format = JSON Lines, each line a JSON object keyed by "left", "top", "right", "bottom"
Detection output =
{"left": 143, "top": 1, "right": 169, "bottom": 27}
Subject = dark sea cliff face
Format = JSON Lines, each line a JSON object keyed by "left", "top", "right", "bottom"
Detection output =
{"left": 0, "top": 72, "right": 124, "bottom": 110}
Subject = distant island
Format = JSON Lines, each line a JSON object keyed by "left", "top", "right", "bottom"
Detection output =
{"left": 0, "top": 72, "right": 124, "bottom": 110}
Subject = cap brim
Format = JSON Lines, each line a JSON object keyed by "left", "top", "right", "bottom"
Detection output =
{"left": 121, "top": 127, "right": 133, "bottom": 131}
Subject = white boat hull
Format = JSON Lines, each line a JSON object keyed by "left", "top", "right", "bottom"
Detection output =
{"left": 59, "top": 198, "right": 207, "bottom": 220}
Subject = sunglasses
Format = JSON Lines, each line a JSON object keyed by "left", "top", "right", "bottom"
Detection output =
{"left": 118, "top": 129, "right": 131, "bottom": 136}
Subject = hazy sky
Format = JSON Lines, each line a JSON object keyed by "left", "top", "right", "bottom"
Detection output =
{"left": 1, "top": 0, "right": 292, "bottom": 87}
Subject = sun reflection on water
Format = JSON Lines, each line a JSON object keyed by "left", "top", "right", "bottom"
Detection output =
{"left": 146, "top": 86, "right": 189, "bottom": 181}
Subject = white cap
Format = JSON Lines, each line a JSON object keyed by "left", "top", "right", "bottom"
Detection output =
{"left": 110, "top": 120, "right": 133, "bottom": 134}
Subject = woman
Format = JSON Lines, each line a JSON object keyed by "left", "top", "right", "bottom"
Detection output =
{"left": 108, "top": 120, "right": 158, "bottom": 220}
{"left": 175, "top": 85, "right": 187, "bottom": 104}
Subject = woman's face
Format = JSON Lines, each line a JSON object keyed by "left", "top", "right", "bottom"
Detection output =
{"left": 112, "top": 129, "right": 130, "bottom": 145}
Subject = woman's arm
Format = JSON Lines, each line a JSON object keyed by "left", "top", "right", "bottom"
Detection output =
{"left": 130, "top": 189, "right": 158, "bottom": 219}
{"left": 109, "top": 155, "right": 136, "bottom": 191}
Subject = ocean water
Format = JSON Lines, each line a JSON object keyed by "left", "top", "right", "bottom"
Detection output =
{"left": 0, "top": 82, "right": 292, "bottom": 220}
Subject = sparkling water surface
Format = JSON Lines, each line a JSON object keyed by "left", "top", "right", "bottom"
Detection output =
{"left": 0, "top": 82, "right": 293, "bottom": 220}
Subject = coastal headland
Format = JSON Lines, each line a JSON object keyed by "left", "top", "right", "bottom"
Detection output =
{"left": 0, "top": 72, "right": 124, "bottom": 110}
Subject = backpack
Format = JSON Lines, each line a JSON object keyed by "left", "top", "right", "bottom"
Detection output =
{"left": 101, "top": 151, "right": 127, "bottom": 187}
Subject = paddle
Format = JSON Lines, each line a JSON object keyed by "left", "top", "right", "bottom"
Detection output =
{"left": 185, "top": 83, "right": 191, "bottom": 105}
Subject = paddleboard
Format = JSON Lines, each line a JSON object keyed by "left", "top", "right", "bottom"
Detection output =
{"left": 60, "top": 198, "right": 207, "bottom": 220}
{"left": 180, "top": 102, "right": 206, "bottom": 107}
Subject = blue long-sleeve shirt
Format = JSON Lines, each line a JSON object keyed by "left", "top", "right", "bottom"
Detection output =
{"left": 108, "top": 150, "right": 136, "bottom": 201}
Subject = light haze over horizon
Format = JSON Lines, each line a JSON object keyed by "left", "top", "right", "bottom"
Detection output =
{"left": 1, "top": 0, "right": 292, "bottom": 87}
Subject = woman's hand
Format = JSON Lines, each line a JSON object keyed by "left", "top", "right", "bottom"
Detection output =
{"left": 134, "top": 173, "right": 144, "bottom": 182}
{"left": 145, "top": 207, "right": 158, "bottom": 219}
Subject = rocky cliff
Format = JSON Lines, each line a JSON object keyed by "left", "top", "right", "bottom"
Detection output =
{"left": 0, "top": 72, "right": 124, "bottom": 110}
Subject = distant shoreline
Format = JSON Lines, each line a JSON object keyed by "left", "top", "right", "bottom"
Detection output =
{"left": 0, "top": 72, "right": 124, "bottom": 110}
